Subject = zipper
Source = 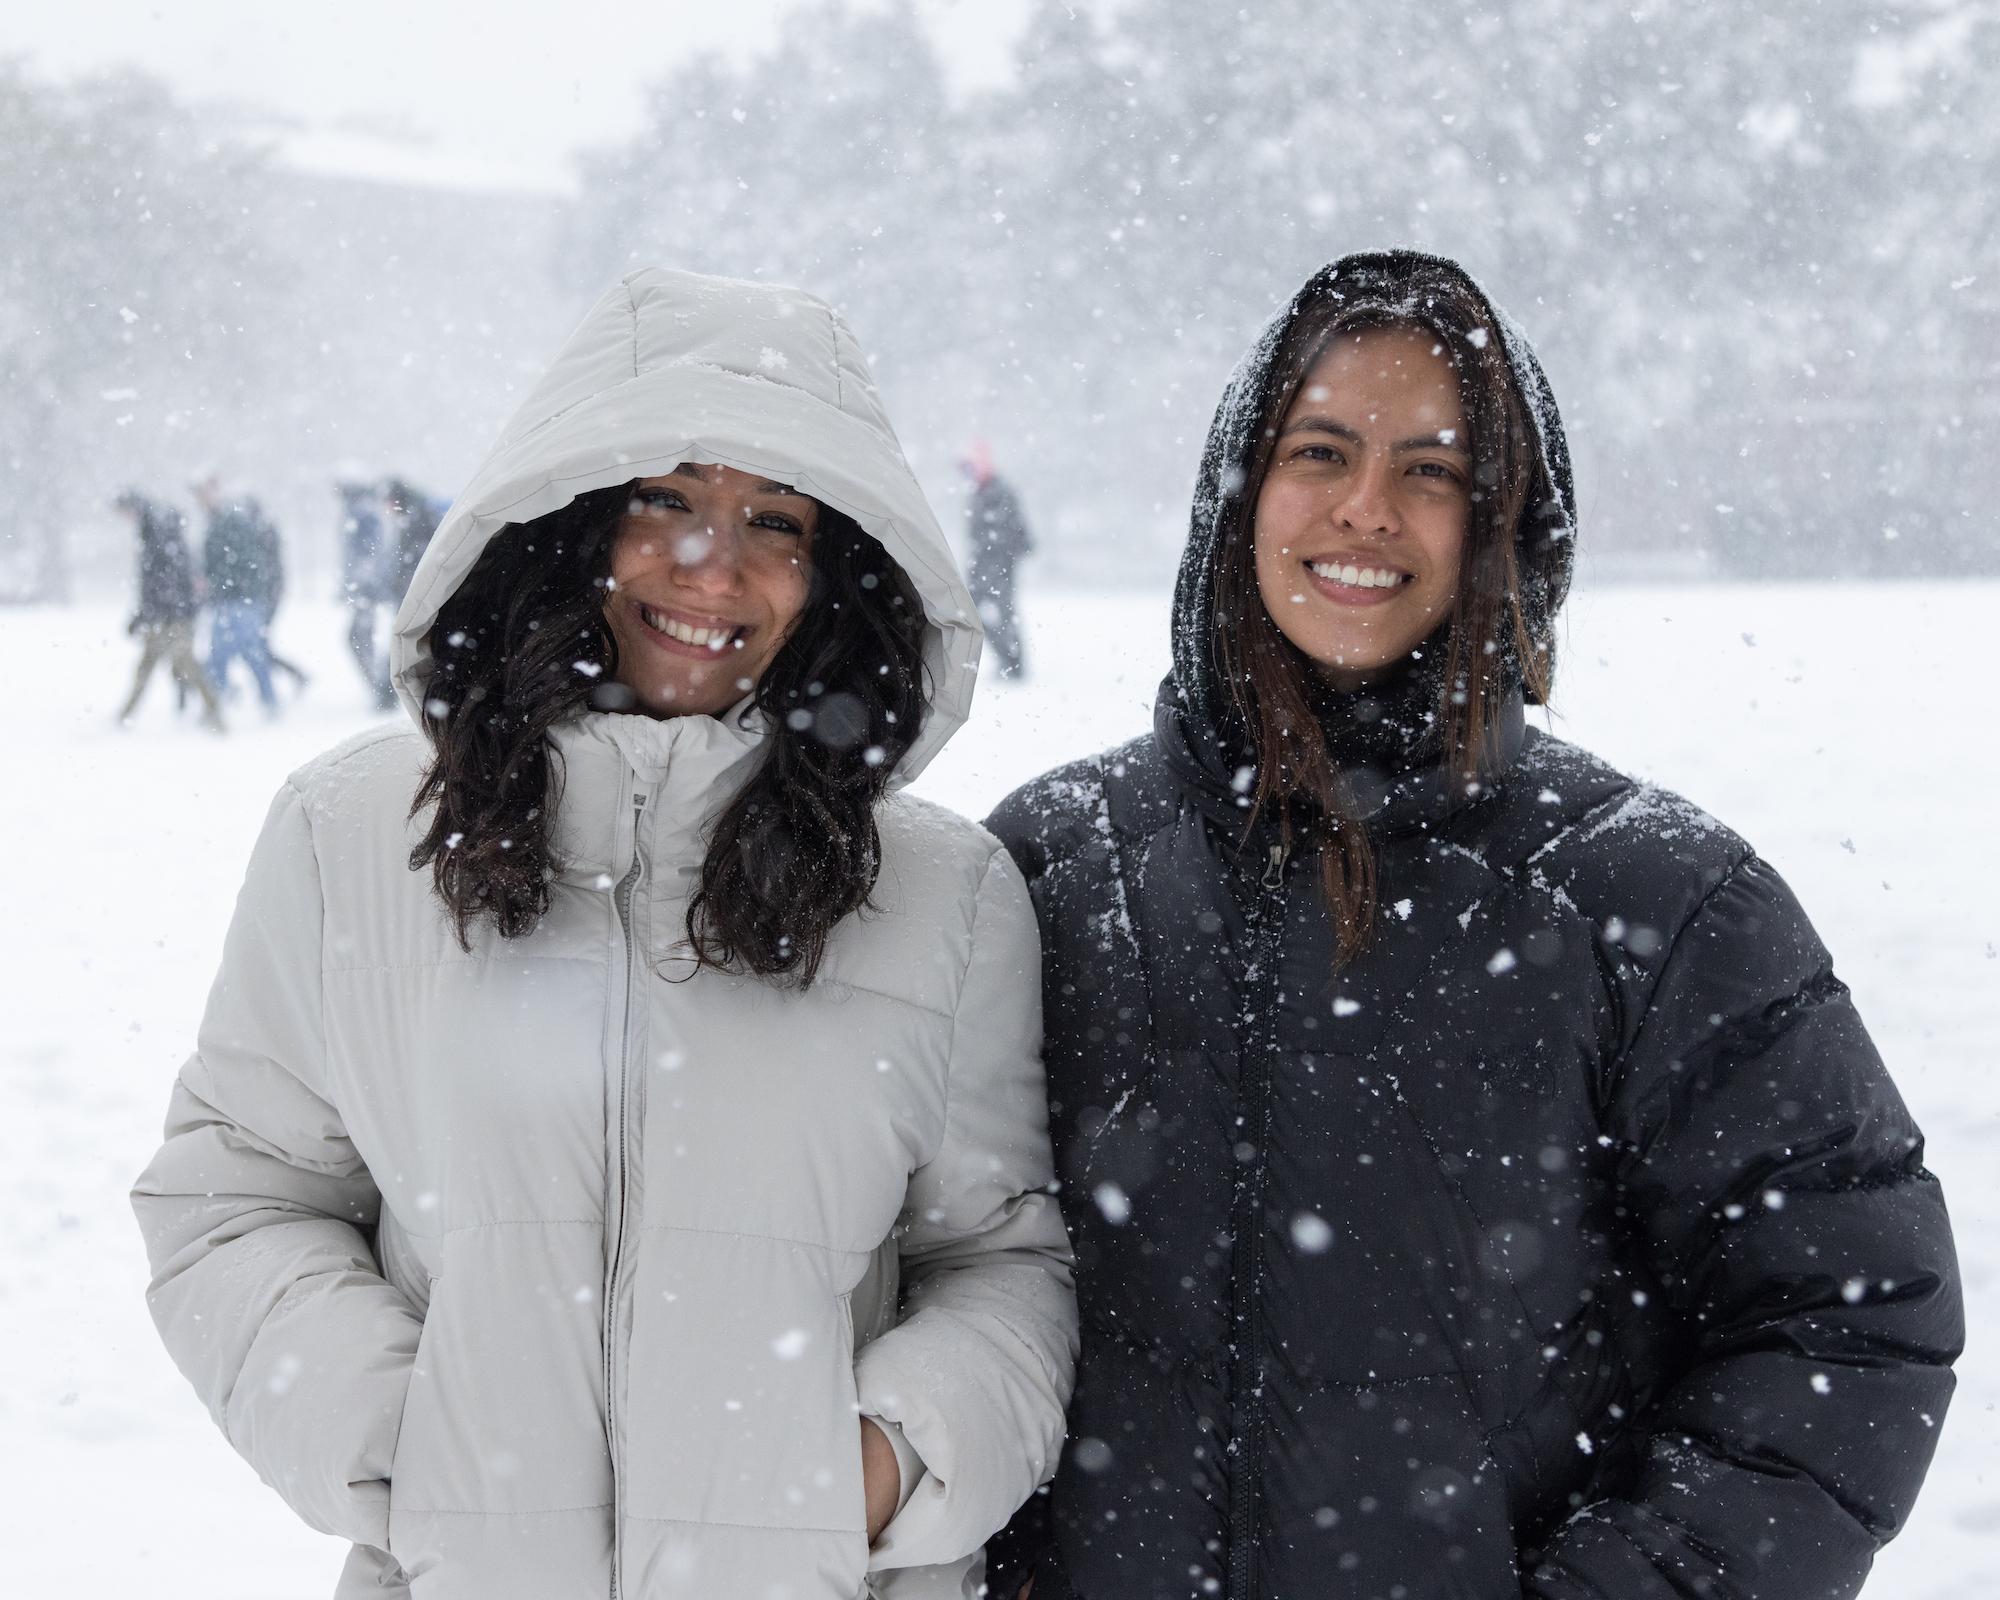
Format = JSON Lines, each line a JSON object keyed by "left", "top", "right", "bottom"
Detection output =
{"left": 1227, "top": 837, "right": 1288, "bottom": 1598}
{"left": 604, "top": 787, "right": 649, "bottom": 1600}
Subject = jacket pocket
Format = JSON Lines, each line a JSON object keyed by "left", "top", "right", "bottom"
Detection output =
{"left": 838, "top": 1289, "right": 882, "bottom": 1596}
{"left": 848, "top": 1238, "right": 900, "bottom": 1350}
{"left": 375, "top": 1209, "right": 436, "bottom": 1314}
{"left": 384, "top": 1274, "right": 441, "bottom": 1564}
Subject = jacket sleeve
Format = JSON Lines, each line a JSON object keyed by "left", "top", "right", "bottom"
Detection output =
{"left": 130, "top": 782, "right": 421, "bottom": 1550}
{"left": 857, "top": 845, "right": 1080, "bottom": 1573}
{"left": 1528, "top": 854, "right": 1962, "bottom": 1600}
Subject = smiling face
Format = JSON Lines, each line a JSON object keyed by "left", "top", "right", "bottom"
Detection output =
{"left": 1252, "top": 326, "right": 1472, "bottom": 690}
{"left": 603, "top": 463, "right": 819, "bottom": 717}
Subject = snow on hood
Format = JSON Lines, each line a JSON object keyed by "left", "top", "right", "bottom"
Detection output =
{"left": 389, "top": 267, "right": 980, "bottom": 785}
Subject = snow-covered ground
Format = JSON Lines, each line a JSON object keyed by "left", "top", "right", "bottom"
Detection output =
{"left": 4, "top": 580, "right": 1993, "bottom": 1596}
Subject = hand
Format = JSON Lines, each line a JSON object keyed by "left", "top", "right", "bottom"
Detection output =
{"left": 860, "top": 1416, "right": 899, "bottom": 1545}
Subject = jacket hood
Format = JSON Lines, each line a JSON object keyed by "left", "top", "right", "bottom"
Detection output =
{"left": 389, "top": 267, "right": 980, "bottom": 785}
{"left": 1168, "top": 249, "right": 1577, "bottom": 743}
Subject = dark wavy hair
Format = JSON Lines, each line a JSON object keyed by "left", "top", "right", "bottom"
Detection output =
{"left": 408, "top": 481, "right": 931, "bottom": 987}
{"left": 1209, "top": 269, "right": 1561, "bottom": 965}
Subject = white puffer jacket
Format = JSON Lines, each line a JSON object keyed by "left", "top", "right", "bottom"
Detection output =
{"left": 131, "top": 269, "right": 1078, "bottom": 1600}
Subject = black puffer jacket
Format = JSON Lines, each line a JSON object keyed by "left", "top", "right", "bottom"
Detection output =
{"left": 985, "top": 255, "right": 1961, "bottom": 1600}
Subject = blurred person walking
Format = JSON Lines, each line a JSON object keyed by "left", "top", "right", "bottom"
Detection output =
{"left": 256, "top": 496, "right": 312, "bottom": 698}
{"left": 336, "top": 471, "right": 396, "bottom": 709}
{"left": 987, "top": 251, "right": 1961, "bottom": 1600}
{"left": 382, "top": 476, "right": 443, "bottom": 606}
{"left": 113, "top": 490, "right": 223, "bottom": 731}
{"left": 194, "top": 474, "right": 300, "bottom": 714}
{"left": 961, "top": 442, "right": 1035, "bottom": 680}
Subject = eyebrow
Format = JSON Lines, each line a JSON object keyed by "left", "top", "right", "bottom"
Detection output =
{"left": 668, "top": 462, "right": 806, "bottom": 496}
{"left": 1279, "top": 417, "right": 1471, "bottom": 455}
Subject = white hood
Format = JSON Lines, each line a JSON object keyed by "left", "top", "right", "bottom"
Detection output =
{"left": 390, "top": 267, "right": 981, "bottom": 783}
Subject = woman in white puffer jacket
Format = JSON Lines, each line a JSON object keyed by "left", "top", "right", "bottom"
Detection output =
{"left": 131, "top": 269, "right": 1078, "bottom": 1600}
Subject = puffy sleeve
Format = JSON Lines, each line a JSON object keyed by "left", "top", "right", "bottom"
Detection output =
{"left": 1528, "top": 854, "right": 1962, "bottom": 1599}
{"left": 856, "top": 845, "right": 1080, "bottom": 1573}
{"left": 130, "top": 782, "right": 421, "bottom": 1550}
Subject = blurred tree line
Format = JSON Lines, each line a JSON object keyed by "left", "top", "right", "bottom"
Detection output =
{"left": 569, "top": 0, "right": 2000, "bottom": 580}
{"left": 4, "top": 3, "right": 1994, "bottom": 600}
{"left": 0, "top": 65, "right": 282, "bottom": 601}
{"left": 0, "top": 61, "right": 569, "bottom": 604}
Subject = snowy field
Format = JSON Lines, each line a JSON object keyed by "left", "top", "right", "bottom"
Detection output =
{"left": 3, "top": 579, "right": 1994, "bottom": 1596}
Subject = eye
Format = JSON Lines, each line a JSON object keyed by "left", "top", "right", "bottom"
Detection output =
{"left": 1295, "top": 443, "right": 1344, "bottom": 465}
{"left": 1410, "top": 461, "right": 1463, "bottom": 484}
{"left": 751, "top": 511, "right": 805, "bottom": 535}
{"left": 628, "top": 488, "right": 688, "bottom": 515}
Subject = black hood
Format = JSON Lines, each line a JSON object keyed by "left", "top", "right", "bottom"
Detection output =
{"left": 1168, "top": 249, "right": 1577, "bottom": 750}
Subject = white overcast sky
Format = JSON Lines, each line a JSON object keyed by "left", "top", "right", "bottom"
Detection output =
{"left": 2, "top": 0, "right": 1031, "bottom": 191}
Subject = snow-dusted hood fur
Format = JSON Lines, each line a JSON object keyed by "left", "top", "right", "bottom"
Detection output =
{"left": 1170, "top": 249, "right": 1577, "bottom": 735}
{"left": 389, "top": 267, "right": 979, "bottom": 785}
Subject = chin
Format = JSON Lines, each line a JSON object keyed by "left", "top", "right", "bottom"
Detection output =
{"left": 631, "top": 673, "right": 732, "bottom": 718}
{"left": 1314, "top": 633, "right": 1379, "bottom": 662}
{"left": 1292, "top": 637, "right": 1401, "bottom": 683}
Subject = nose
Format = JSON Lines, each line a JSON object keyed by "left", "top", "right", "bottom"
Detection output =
{"left": 1333, "top": 454, "right": 1398, "bottom": 538}
{"left": 670, "top": 520, "right": 746, "bottom": 593}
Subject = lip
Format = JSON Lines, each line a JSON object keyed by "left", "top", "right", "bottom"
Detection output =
{"left": 631, "top": 600, "right": 747, "bottom": 659}
{"left": 1299, "top": 560, "right": 1412, "bottom": 609}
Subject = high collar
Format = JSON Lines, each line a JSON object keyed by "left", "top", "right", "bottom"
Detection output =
{"left": 547, "top": 703, "right": 768, "bottom": 880}
{"left": 1153, "top": 672, "right": 1525, "bottom": 843}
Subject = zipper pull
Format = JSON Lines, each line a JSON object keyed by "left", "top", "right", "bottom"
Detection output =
{"left": 625, "top": 788, "right": 650, "bottom": 877}
{"left": 1261, "top": 840, "right": 1289, "bottom": 891}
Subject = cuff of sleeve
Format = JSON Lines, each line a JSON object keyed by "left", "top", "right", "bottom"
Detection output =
{"left": 868, "top": 1414, "right": 928, "bottom": 1513}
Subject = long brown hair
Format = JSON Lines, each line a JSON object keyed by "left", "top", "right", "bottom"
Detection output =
{"left": 1208, "top": 270, "right": 1560, "bottom": 965}
{"left": 408, "top": 482, "right": 931, "bottom": 987}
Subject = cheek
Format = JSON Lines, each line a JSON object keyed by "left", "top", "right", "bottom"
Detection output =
{"left": 1420, "top": 510, "right": 1471, "bottom": 595}
{"left": 1250, "top": 519, "right": 1315, "bottom": 644}
{"left": 754, "top": 550, "right": 814, "bottom": 633}
{"left": 1250, "top": 490, "right": 1307, "bottom": 590}
{"left": 609, "top": 528, "right": 659, "bottom": 586}
{"left": 1252, "top": 482, "right": 1309, "bottom": 555}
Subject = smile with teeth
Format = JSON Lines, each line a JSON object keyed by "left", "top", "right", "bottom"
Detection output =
{"left": 637, "top": 602, "right": 744, "bottom": 651}
{"left": 1304, "top": 560, "right": 1411, "bottom": 590}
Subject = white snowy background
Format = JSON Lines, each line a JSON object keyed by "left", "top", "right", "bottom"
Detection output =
{"left": 3, "top": 0, "right": 1996, "bottom": 1592}
{"left": 4, "top": 582, "right": 1994, "bottom": 1594}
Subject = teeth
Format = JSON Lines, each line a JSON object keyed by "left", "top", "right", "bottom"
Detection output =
{"left": 1306, "top": 561, "right": 1406, "bottom": 589}
{"left": 641, "top": 604, "right": 736, "bottom": 649}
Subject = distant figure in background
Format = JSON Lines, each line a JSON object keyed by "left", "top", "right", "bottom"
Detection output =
{"left": 960, "top": 441, "right": 1034, "bottom": 680}
{"left": 336, "top": 471, "right": 396, "bottom": 709}
{"left": 194, "top": 474, "right": 285, "bottom": 715}
{"left": 256, "top": 503, "right": 312, "bottom": 699}
{"left": 113, "top": 490, "right": 224, "bottom": 731}
{"left": 382, "top": 477, "right": 444, "bottom": 609}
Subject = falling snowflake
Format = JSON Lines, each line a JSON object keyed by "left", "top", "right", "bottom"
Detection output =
{"left": 1291, "top": 1213, "right": 1333, "bottom": 1253}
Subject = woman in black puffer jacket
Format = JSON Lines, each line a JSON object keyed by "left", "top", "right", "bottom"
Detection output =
{"left": 985, "top": 250, "right": 1961, "bottom": 1600}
